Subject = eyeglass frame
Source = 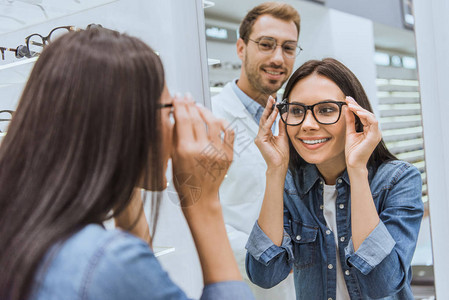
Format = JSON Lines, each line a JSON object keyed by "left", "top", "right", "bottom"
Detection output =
{"left": 158, "top": 103, "right": 173, "bottom": 109}
{"left": 248, "top": 36, "right": 303, "bottom": 58}
{"left": 158, "top": 103, "right": 174, "bottom": 124}
{"left": 276, "top": 100, "right": 347, "bottom": 126}
{"left": 0, "top": 110, "right": 14, "bottom": 122}
{"left": 0, "top": 45, "right": 36, "bottom": 60}
{"left": 25, "top": 26, "right": 79, "bottom": 51}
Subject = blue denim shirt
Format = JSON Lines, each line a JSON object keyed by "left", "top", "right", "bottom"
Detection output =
{"left": 246, "top": 160, "right": 423, "bottom": 299}
{"left": 31, "top": 224, "right": 253, "bottom": 300}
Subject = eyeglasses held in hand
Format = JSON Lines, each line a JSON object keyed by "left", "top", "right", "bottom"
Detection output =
{"left": 276, "top": 100, "right": 347, "bottom": 126}
{"left": 248, "top": 36, "right": 302, "bottom": 59}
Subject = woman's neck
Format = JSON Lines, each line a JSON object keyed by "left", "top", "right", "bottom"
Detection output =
{"left": 316, "top": 159, "right": 346, "bottom": 185}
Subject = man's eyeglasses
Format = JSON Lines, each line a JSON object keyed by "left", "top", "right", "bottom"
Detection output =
{"left": 276, "top": 100, "right": 346, "bottom": 126}
{"left": 26, "top": 26, "right": 79, "bottom": 55}
{"left": 248, "top": 36, "right": 302, "bottom": 59}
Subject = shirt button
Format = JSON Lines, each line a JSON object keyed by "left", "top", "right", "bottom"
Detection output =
{"left": 339, "top": 204, "right": 344, "bottom": 209}
{"left": 345, "top": 270, "right": 350, "bottom": 276}
{"left": 328, "top": 264, "right": 333, "bottom": 269}
{"left": 320, "top": 204, "right": 324, "bottom": 210}
{"left": 296, "top": 235, "right": 301, "bottom": 241}
{"left": 320, "top": 181, "right": 323, "bottom": 185}
{"left": 337, "top": 178, "right": 342, "bottom": 184}
{"left": 326, "top": 229, "right": 331, "bottom": 235}
{"left": 340, "top": 237, "right": 345, "bottom": 242}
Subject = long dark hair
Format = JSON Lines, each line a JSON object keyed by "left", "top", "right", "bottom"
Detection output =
{"left": 0, "top": 28, "right": 165, "bottom": 300}
{"left": 283, "top": 58, "right": 396, "bottom": 176}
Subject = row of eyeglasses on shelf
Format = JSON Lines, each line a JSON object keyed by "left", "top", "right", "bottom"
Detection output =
{"left": 0, "top": 24, "right": 102, "bottom": 61}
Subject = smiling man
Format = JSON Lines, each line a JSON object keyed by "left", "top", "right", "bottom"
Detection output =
{"left": 211, "top": 2, "right": 301, "bottom": 299}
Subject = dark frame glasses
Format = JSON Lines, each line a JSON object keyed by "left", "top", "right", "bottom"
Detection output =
{"left": 276, "top": 100, "right": 347, "bottom": 126}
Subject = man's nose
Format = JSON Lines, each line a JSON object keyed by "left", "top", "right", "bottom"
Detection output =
{"left": 270, "top": 45, "right": 284, "bottom": 65}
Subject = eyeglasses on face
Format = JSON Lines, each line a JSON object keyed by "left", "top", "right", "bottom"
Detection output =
{"left": 276, "top": 100, "right": 347, "bottom": 126}
{"left": 25, "top": 26, "right": 79, "bottom": 55}
{"left": 248, "top": 36, "right": 302, "bottom": 59}
{"left": 158, "top": 103, "right": 174, "bottom": 124}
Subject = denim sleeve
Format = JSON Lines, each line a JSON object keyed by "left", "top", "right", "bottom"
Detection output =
{"left": 245, "top": 221, "right": 294, "bottom": 289}
{"left": 202, "top": 281, "right": 254, "bottom": 300}
{"left": 85, "top": 231, "right": 253, "bottom": 300}
{"left": 344, "top": 162, "right": 424, "bottom": 299}
{"left": 344, "top": 221, "right": 396, "bottom": 275}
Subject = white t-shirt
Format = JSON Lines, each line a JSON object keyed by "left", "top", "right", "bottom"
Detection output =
{"left": 323, "top": 184, "right": 351, "bottom": 300}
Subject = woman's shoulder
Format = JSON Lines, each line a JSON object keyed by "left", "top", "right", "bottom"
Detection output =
{"left": 374, "top": 160, "right": 421, "bottom": 181}
{"left": 370, "top": 160, "right": 422, "bottom": 193}
{"left": 55, "top": 224, "right": 149, "bottom": 265}
{"left": 33, "top": 224, "right": 186, "bottom": 300}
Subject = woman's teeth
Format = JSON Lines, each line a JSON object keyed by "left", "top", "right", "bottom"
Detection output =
{"left": 301, "top": 138, "right": 330, "bottom": 145}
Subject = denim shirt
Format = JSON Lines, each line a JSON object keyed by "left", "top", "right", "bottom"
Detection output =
{"left": 246, "top": 160, "right": 424, "bottom": 299}
{"left": 31, "top": 224, "right": 254, "bottom": 300}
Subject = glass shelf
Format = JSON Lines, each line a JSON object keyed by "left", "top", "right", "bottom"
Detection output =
{"left": 0, "top": 56, "right": 37, "bottom": 71}
{"left": 153, "top": 246, "right": 175, "bottom": 257}
{"left": 0, "top": 0, "right": 118, "bottom": 35}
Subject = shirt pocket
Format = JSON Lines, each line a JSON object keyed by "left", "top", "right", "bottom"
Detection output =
{"left": 290, "top": 220, "right": 318, "bottom": 270}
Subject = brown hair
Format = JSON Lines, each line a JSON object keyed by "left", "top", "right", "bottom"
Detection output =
{"left": 282, "top": 58, "right": 397, "bottom": 174}
{"left": 0, "top": 28, "right": 165, "bottom": 300}
{"left": 239, "top": 2, "right": 300, "bottom": 43}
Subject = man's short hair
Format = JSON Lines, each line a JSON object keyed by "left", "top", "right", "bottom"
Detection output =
{"left": 239, "top": 2, "right": 300, "bottom": 43}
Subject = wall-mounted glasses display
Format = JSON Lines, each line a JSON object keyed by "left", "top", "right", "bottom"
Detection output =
{"left": 0, "top": 109, "right": 13, "bottom": 133}
{"left": 26, "top": 25, "right": 78, "bottom": 54}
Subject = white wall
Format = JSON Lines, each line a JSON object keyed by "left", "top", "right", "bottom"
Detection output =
{"left": 414, "top": 0, "right": 449, "bottom": 298}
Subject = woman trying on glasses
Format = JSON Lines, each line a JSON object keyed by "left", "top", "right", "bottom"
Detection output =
{"left": 0, "top": 28, "right": 253, "bottom": 300}
{"left": 245, "top": 58, "right": 423, "bottom": 299}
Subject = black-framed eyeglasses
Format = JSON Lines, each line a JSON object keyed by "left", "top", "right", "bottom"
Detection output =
{"left": 0, "top": 110, "right": 13, "bottom": 121}
{"left": 0, "top": 110, "right": 13, "bottom": 133}
{"left": 158, "top": 103, "right": 174, "bottom": 124}
{"left": 248, "top": 36, "right": 302, "bottom": 59}
{"left": 276, "top": 100, "right": 346, "bottom": 126}
{"left": 25, "top": 26, "right": 79, "bottom": 55}
{"left": 158, "top": 103, "right": 173, "bottom": 109}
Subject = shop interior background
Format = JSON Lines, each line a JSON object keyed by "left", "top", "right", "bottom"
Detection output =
{"left": 1, "top": 0, "right": 446, "bottom": 299}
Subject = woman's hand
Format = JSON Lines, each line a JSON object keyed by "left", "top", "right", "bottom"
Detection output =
{"left": 171, "top": 94, "right": 234, "bottom": 208}
{"left": 254, "top": 96, "right": 289, "bottom": 171}
{"left": 344, "top": 96, "right": 382, "bottom": 170}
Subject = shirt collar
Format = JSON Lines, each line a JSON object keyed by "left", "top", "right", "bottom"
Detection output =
{"left": 231, "top": 79, "right": 264, "bottom": 122}
{"left": 297, "top": 163, "right": 376, "bottom": 194}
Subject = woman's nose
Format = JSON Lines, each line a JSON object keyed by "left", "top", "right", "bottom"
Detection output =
{"left": 301, "top": 110, "right": 320, "bottom": 130}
